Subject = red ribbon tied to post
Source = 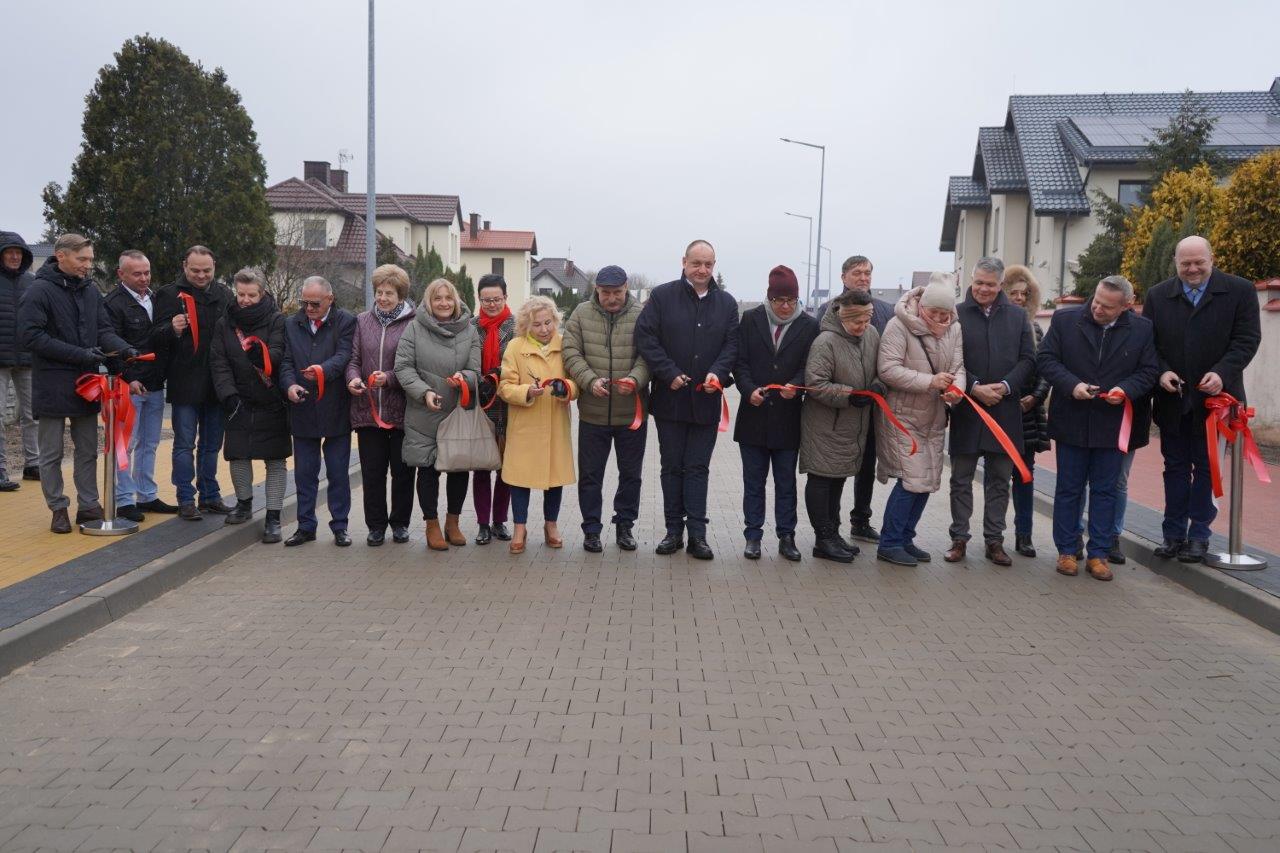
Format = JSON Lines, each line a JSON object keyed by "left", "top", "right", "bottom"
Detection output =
{"left": 946, "top": 385, "right": 1032, "bottom": 484}
{"left": 610, "top": 378, "right": 645, "bottom": 431}
{"left": 75, "top": 374, "right": 136, "bottom": 471}
{"left": 1205, "top": 393, "right": 1271, "bottom": 498}
{"left": 759, "top": 384, "right": 918, "bottom": 456}
{"left": 694, "top": 375, "right": 731, "bottom": 433}
{"left": 1098, "top": 389, "right": 1133, "bottom": 454}
{"left": 177, "top": 291, "right": 199, "bottom": 353}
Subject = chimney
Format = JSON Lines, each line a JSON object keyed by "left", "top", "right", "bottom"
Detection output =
{"left": 303, "top": 160, "right": 331, "bottom": 185}
{"left": 482, "top": 220, "right": 491, "bottom": 231}
{"left": 565, "top": 259, "right": 576, "bottom": 279}
{"left": 468, "top": 212, "right": 480, "bottom": 235}
{"left": 328, "top": 169, "right": 348, "bottom": 192}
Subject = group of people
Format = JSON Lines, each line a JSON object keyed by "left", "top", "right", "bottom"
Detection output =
{"left": 0, "top": 231, "right": 1261, "bottom": 581}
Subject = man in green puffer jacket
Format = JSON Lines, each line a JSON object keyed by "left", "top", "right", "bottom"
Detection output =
{"left": 562, "top": 265, "right": 651, "bottom": 554}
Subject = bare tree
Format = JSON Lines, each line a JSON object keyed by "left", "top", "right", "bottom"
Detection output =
{"left": 266, "top": 212, "right": 349, "bottom": 311}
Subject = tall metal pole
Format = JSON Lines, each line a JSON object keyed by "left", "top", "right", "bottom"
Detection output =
{"left": 781, "top": 138, "right": 827, "bottom": 308}
{"left": 1205, "top": 404, "right": 1268, "bottom": 570}
{"left": 784, "top": 212, "right": 813, "bottom": 306}
{"left": 364, "top": 0, "right": 376, "bottom": 310}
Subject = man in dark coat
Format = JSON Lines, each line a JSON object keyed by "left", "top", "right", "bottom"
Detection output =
{"left": 731, "top": 264, "right": 818, "bottom": 562}
{"left": 152, "top": 246, "right": 234, "bottom": 520}
{"left": 1142, "top": 236, "right": 1262, "bottom": 564}
{"left": 0, "top": 230, "right": 39, "bottom": 488}
{"left": 1037, "top": 276, "right": 1159, "bottom": 581}
{"left": 104, "top": 250, "right": 177, "bottom": 521}
{"left": 945, "top": 257, "right": 1034, "bottom": 566}
{"left": 16, "top": 234, "right": 132, "bottom": 533}
{"left": 281, "top": 275, "right": 357, "bottom": 547}
{"left": 635, "top": 239, "right": 739, "bottom": 560}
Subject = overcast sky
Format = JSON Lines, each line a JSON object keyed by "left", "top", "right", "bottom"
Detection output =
{"left": 5, "top": 0, "right": 1279, "bottom": 300}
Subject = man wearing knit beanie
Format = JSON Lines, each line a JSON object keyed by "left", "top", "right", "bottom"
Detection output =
{"left": 731, "top": 265, "right": 819, "bottom": 561}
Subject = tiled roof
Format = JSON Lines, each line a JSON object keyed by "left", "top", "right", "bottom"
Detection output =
{"left": 265, "top": 177, "right": 346, "bottom": 212}
{"left": 265, "top": 178, "right": 462, "bottom": 225}
{"left": 460, "top": 224, "right": 537, "bottom": 253}
{"left": 939, "top": 177, "right": 991, "bottom": 252}
{"left": 319, "top": 216, "right": 406, "bottom": 265}
{"left": 531, "top": 257, "right": 591, "bottom": 293}
{"left": 976, "top": 127, "right": 1027, "bottom": 192}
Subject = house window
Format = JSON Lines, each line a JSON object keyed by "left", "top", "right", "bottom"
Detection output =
{"left": 1118, "top": 181, "right": 1147, "bottom": 209}
{"left": 491, "top": 257, "right": 505, "bottom": 276}
{"left": 303, "top": 219, "right": 326, "bottom": 249}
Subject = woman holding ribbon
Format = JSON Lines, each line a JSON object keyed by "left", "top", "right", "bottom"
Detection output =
{"left": 470, "top": 274, "right": 516, "bottom": 545}
{"left": 874, "top": 274, "right": 965, "bottom": 567}
{"left": 394, "top": 278, "right": 480, "bottom": 551}
{"left": 498, "top": 295, "right": 578, "bottom": 554}
{"left": 209, "top": 267, "right": 290, "bottom": 544}
{"left": 346, "top": 264, "right": 417, "bottom": 546}
{"left": 798, "top": 288, "right": 882, "bottom": 564}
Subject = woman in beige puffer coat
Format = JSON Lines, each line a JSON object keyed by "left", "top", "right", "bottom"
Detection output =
{"left": 875, "top": 275, "right": 966, "bottom": 566}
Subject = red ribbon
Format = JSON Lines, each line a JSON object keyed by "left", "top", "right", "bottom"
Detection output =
{"left": 129, "top": 352, "right": 156, "bottom": 362}
{"left": 1098, "top": 389, "right": 1133, "bottom": 454}
{"left": 75, "top": 374, "right": 135, "bottom": 471}
{"left": 240, "top": 335, "right": 272, "bottom": 378}
{"left": 947, "top": 385, "right": 1032, "bottom": 484}
{"left": 694, "top": 376, "right": 731, "bottom": 433}
{"left": 178, "top": 291, "right": 199, "bottom": 352}
{"left": 448, "top": 372, "right": 472, "bottom": 408}
{"left": 365, "top": 373, "right": 394, "bottom": 429}
{"left": 759, "top": 384, "right": 918, "bottom": 455}
{"left": 479, "top": 371, "right": 501, "bottom": 411}
{"left": 1205, "top": 393, "right": 1272, "bottom": 498}
{"left": 306, "top": 364, "right": 325, "bottom": 400}
{"left": 610, "top": 378, "right": 645, "bottom": 431}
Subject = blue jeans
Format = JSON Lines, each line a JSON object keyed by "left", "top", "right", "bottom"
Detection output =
{"left": 294, "top": 434, "right": 352, "bottom": 533}
{"left": 880, "top": 479, "right": 930, "bottom": 551}
{"left": 739, "top": 444, "right": 798, "bottom": 541}
{"left": 510, "top": 486, "right": 563, "bottom": 524}
{"left": 170, "top": 401, "right": 225, "bottom": 504}
{"left": 116, "top": 390, "right": 166, "bottom": 506}
{"left": 1076, "top": 450, "right": 1136, "bottom": 540}
{"left": 1053, "top": 443, "right": 1124, "bottom": 559}
{"left": 1161, "top": 421, "right": 1217, "bottom": 542}
{"left": 1011, "top": 451, "right": 1036, "bottom": 536}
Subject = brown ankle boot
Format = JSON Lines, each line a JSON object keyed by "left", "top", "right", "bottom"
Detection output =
{"left": 944, "top": 539, "right": 967, "bottom": 563}
{"left": 425, "top": 519, "right": 448, "bottom": 551}
{"left": 444, "top": 513, "right": 466, "bottom": 546}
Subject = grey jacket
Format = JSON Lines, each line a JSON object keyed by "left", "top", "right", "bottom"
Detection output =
{"left": 562, "top": 291, "right": 651, "bottom": 427}
{"left": 798, "top": 309, "right": 880, "bottom": 479}
{"left": 394, "top": 308, "right": 481, "bottom": 468}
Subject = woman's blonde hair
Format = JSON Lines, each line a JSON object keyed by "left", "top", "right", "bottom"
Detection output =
{"left": 423, "top": 278, "right": 462, "bottom": 318}
{"left": 515, "top": 295, "right": 562, "bottom": 337}
{"left": 371, "top": 264, "right": 410, "bottom": 299}
{"left": 1001, "top": 264, "right": 1042, "bottom": 317}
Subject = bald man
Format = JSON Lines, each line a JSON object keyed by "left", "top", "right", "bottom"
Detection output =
{"left": 1142, "top": 236, "right": 1260, "bottom": 564}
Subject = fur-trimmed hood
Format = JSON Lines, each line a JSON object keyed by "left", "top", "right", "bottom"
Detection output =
{"left": 1002, "top": 264, "right": 1042, "bottom": 319}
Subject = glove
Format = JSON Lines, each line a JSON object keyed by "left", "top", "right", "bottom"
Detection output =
{"left": 222, "top": 395, "right": 242, "bottom": 415}
{"left": 870, "top": 380, "right": 886, "bottom": 397}
{"left": 849, "top": 391, "right": 873, "bottom": 408}
{"left": 121, "top": 347, "right": 140, "bottom": 362}
{"left": 82, "top": 347, "right": 107, "bottom": 367}
{"left": 547, "top": 378, "right": 569, "bottom": 398}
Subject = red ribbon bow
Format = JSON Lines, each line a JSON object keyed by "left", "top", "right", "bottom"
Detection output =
{"left": 1205, "top": 393, "right": 1272, "bottom": 498}
{"left": 946, "top": 385, "right": 1032, "bottom": 484}
{"left": 75, "top": 374, "right": 135, "bottom": 471}
{"left": 694, "top": 376, "right": 731, "bottom": 433}
{"left": 178, "top": 291, "right": 199, "bottom": 352}
{"left": 1098, "top": 389, "right": 1133, "bottom": 454}
{"left": 759, "top": 384, "right": 918, "bottom": 455}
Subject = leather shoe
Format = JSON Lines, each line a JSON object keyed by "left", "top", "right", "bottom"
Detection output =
{"left": 118, "top": 504, "right": 145, "bottom": 523}
{"left": 1014, "top": 533, "right": 1036, "bottom": 558}
{"left": 23, "top": 466, "right": 40, "bottom": 481}
{"left": 849, "top": 520, "right": 880, "bottom": 543}
{"left": 75, "top": 506, "right": 104, "bottom": 524}
{"left": 814, "top": 533, "right": 856, "bottom": 563}
{"left": 1178, "top": 539, "right": 1209, "bottom": 564}
{"left": 0, "top": 480, "right": 18, "bottom": 492}
{"left": 285, "top": 529, "right": 316, "bottom": 547}
{"left": 985, "top": 541, "right": 1013, "bottom": 566}
{"left": 139, "top": 498, "right": 180, "bottom": 514}
{"left": 1153, "top": 538, "right": 1184, "bottom": 559}
{"left": 1085, "top": 557, "right": 1114, "bottom": 581}
{"left": 474, "top": 524, "right": 492, "bottom": 545}
{"left": 1107, "top": 545, "right": 1127, "bottom": 565}
{"left": 944, "top": 539, "right": 967, "bottom": 563}
{"left": 198, "top": 499, "right": 234, "bottom": 515}
{"left": 744, "top": 540, "right": 761, "bottom": 560}
{"left": 583, "top": 533, "right": 603, "bottom": 553}
{"left": 391, "top": 525, "right": 410, "bottom": 543}
{"left": 904, "top": 543, "right": 931, "bottom": 562}
{"left": 876, "top": 546, "right": 917, "bottom": 567}
{"left": 655, "top": 533, "right": 683, "bottom": 555}
{"left": 50, "top": 508, "right": 71, "bottom": 534}
{"left": 178, "top": 502, "right": 203, "bottom": 521}
{"left": 616, "top": 524, "right": 637, "bottom": 551}
{"left": 334, "top": 530, "right": 352, "bottom": 547}
{"left": 367, "top": 529, "right": 385, "bottom": 546}
{"left": 778, "top": 534, "right": 801, "bottom": 562}
{"left": 686, "top": 538, "right": 714, "bottom": 560}
{"left": 490, "top": 522, "right": 512, "bottom": 541}
{"left": 1056, "top": 555, "right": 1079, "bottom": 576}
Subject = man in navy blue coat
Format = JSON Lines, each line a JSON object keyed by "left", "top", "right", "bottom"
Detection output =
{"left": 635, "top": 240, "right": 739, "bottom": 560}
{"left": 1037, "top": 276, "right": 1158, "bottom": 581}
{"left": 281, "top": 276, "right": 357, "bottom": 547}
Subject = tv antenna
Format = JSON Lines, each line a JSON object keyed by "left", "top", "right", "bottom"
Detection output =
{"left": 338, "top": 149, "right": 353, "bottom": 169}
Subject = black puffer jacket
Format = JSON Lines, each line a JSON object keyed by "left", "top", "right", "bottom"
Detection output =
{"left": 152, "top": 277, "right": 233, "bottom": 406}
{"left": 1020, "top": 322, "right": 1051, "bottom": 454}
{"left": 0, "top": 231, "right": 35, "bottom": 368}
{"left": 210, "top": 295, "right": 291, "bottom": 461}
{"left": 17, "top": 258, "right": 130, "bottom": 418}
{"left": 103, "top": 283, "right": 168, "bottom": 391}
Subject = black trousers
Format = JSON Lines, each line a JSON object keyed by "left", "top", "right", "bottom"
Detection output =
{"left": 805, "top": 474, "right": 846, "bottom": 534}
{"left": 356, "top": 427, "right": 416, "bottom": 531}
{"left": 577, "top": 420, "right": 648, "bottom": 534}
{"left": 654, "top": 417, "right": 718, "bottom": 539}
{"left": 416, "top": 465, "right": 468, "bottom": 520}
{"left": 850, "top": 426, "right": 877, "bottom": 524}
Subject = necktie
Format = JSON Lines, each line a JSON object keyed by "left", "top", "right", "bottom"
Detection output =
{"left": 1188, "top": 287, "right": 1202, "bottom": 307}
{"left": 773, "top": 324, "right": 783, "bottom": 348}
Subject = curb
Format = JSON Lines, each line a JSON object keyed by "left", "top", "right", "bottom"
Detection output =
{"left": 0, "top": 466, "right": 361, "bottom": 679}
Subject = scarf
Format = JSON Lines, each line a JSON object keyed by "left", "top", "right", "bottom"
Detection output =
{"left": 478, "top": 305, "right": 513, "bottom": 372}
{"left": 763, "top": 300, "right": 801, "bottom": 329}
{"left": 375, "top": 299, "right": 409, "bottom": 327}
{"left": 227, "top": 292, "right": 277, "bottom": 331}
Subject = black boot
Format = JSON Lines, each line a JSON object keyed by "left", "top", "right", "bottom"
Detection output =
{"left": 262, "top": 510, "right": 282, "bottom": 544}
{"left": 225, "top": 498, "right": 253, "bottom": 525}
{"left": 777, "top": 534, "right": 801, "bottom": 562}
{"left": 475, "top": 524, "right": 492, "bottom": 545}
{"left": 812, "top": 526, "right": 856, "bottom": 563}
{"left": 1014, "top": 533, "right": 1036, "bottom": 558}
{"left": 616, "top": 523, "right": 637, "bottom": 551}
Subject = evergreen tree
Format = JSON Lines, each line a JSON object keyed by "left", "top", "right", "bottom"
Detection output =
{"left": 1072, "top": 190, "right": 1128, "bottom": 295}
{"left": 1139, "top": 91, "right": 1223, "bottom": 203}
{"left": 42, "top": 35, "right": 274, "bottom": 284}
{"left": 1137, "top": 219, "right": 1179, "bottom": 290}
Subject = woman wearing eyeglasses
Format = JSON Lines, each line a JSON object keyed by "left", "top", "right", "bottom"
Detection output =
{"left": 470, "top": 274, "right": 516, "bottom": 545}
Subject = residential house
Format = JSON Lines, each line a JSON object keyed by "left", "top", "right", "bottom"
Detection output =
{"left": 459, "top": 213, "right": 537, "bottom": 306}
{"left": 940, "top": 77, "right": 1280, "bottom": 295}
{"left": 530, "top": 258, "right": 591, "bottom": 299}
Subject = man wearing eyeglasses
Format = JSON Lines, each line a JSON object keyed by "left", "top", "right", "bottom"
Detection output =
{"left": 731, "top": 265, "right": 818, "bottom": 561}
{"left": 816, "top": 256, "right": 892, "bottom": 543}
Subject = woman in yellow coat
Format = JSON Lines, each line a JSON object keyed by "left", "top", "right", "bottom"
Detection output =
{"left": 498, "top": 295, "right": 579, "bottom": 553}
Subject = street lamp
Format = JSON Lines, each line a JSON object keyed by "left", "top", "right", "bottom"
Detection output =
{"left": 781, "top": 137, "right": 826, "bottom": 312}
{"left": 819, "top": 245, "right": 833, "bottom": 298}
{"left": 783, "top": 212, "right": 813, "bottom": 307}
{"left": 364, "top": 0, "right": 376, "bottom": 310}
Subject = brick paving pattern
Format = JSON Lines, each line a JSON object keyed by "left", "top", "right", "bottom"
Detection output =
{"left": 1, "top": 399, "right": 1279, "bottom": 851}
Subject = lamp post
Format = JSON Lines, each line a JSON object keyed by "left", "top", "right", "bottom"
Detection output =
{"left": 819, "top": 245, "right": 833, "bottom": 298}
{"left": 781, "top": 138, "right": 826, "bottom": 311}
{"left": 784, "top": 212, "right": 813, "bottom": 307}
{"left": 364, "top": 0, "right": 376, "bottom": 310}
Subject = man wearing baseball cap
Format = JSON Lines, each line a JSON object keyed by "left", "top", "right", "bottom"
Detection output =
{"left": 562, "top": 265, "right": 650, "bottom": 553}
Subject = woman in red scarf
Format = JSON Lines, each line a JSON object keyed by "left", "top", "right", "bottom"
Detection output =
{"left": 471, "top": 274, "right": 516, "bottom": 544}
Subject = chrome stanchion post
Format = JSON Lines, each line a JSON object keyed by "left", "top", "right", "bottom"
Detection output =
{"left": 1205, "top": 402, "right": 1266, "bottom": 571}
{"left": 80, "top": 367, "right": 139, "bottom": 536}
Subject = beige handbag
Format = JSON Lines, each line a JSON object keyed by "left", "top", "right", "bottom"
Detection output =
{"left": 435, "top": 388, "right": 501, "bottom": 472}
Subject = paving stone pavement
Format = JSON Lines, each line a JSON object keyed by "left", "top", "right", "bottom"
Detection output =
{"left": 1, "top": 400, "right": 1279, "bottom": 852}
